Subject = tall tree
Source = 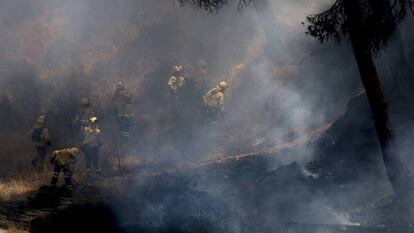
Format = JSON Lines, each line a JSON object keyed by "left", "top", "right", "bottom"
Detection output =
{"left": 306, "top": 0, "right": 413, "bottom": 196}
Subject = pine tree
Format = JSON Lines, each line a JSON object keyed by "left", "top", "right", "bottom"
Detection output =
{"left": 306, "top": 0, "right": 413, "bottom": 196}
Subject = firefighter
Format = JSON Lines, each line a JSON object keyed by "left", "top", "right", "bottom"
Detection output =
{"left": 50, "top": 147, "right": 80, "bottom": 189}
{"left": 112, "top": 81, "right": 125, "bottom": 117}
{"left": 82, "top": 116, "right": 102, "bottom": 175}
{"left": 29, "top": 115, "right": 51, "bottom": 172}
{"left": 202, "top": 81, "right": 228, "bottom": 121}
{"left": 167, "top": 65, "right": 186, "bottom": 96}
{"left": 74, "top": 98, "right": 95, "bottom": 132}
{"left": 116, "top": 91, "right": 134, "bottom": 146}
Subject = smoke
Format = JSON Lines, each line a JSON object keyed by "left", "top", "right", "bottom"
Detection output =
{"left": 1, "top": 0, "right": 414, "bottom": 232}
{"left": 0, "top": 0, "right": 357, "bottom": 155}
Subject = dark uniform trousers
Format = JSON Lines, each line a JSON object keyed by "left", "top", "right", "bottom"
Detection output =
{"left": 50, "top": 163, "right": 73, "bottom": 187}
{"left": 32, "top": 146, "right": 46, "bottom": 171}
{"left": 83, "top": 145, "right": 100, "bottom": 173}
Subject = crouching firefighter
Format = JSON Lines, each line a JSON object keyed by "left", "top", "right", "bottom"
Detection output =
{"left": 50, "top": 147, "right": 81, "bottom": 189}
{"left": 82, "top": 116, "right": 102, "bottom": 175}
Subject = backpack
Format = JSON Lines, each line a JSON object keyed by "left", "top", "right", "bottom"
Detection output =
{"left": 31, "top": 127, "right": 44, "bottom": 142}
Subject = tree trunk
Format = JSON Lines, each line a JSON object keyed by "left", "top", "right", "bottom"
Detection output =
{"left": 344, "top": 0, "right": 411, "bottom": 196}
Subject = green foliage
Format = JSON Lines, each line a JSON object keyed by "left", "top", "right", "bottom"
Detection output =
{"left": 306, "top": 0, "right": 413, "bottom": 53}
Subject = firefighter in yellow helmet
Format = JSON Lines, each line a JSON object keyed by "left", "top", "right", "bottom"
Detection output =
{"left": 82, "top": 116, "right": 102, "bottom": 175}
{"left": 167, "top": 65, "right": 186, "bottom": 96}
{"left": 29, "top": 115, "right": 51, "bottom": 172}
{"left": 50, "top": 147, "right": 80, "bottom": 189}
{"left": 203, "top": 81, "right": 228, "bottom": 121}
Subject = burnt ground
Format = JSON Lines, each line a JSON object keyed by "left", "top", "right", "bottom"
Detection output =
{"left": 0, "top": 150, "right": 404, "bottom": 233}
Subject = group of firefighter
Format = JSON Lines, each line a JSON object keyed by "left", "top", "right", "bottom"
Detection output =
{"left": 168, "top": 63, "right": 228, "bottom": 122}
{"left": 29, "top": 62, "right": 228, "bottom": 190}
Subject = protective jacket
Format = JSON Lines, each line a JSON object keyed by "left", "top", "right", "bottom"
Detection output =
{"left": 29, "top": 124, "right": 50, "bottom": 147}
{"left": 82, "top": 126, "right": 101, "bottom": 147}
{"left": 51, "top": 149, "right": 79, "bottom": 166}
{"left": 203, "top": 86, "right": 224, "bottom": 110}
{"left": 168, "top": 75, "right": 185, "bottom": 93}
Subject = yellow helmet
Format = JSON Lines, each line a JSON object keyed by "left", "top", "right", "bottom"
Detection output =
{"left": 68, "top": 147, "right": 80, "bottom": 155}
{"left": 173, "top": 65, "right": 184, "bottom": 72}
{"left": 89, "top": 116, "right": 98, "bottom": 123}
{"left": 218, "top": 81, "right": 228, "bottom": 89}
{"left": 80, "top": 98, "right": 90, "bottom": 106}
{"left": 36, "top": 115, "right": 46, "bottom": 124}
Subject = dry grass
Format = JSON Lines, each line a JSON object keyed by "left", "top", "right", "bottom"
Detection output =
{"left": 0, "top": 173, "right": 48, "bottom": 202}
{"left": 1, "top": 226, "right": 29, "bottom": 233}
